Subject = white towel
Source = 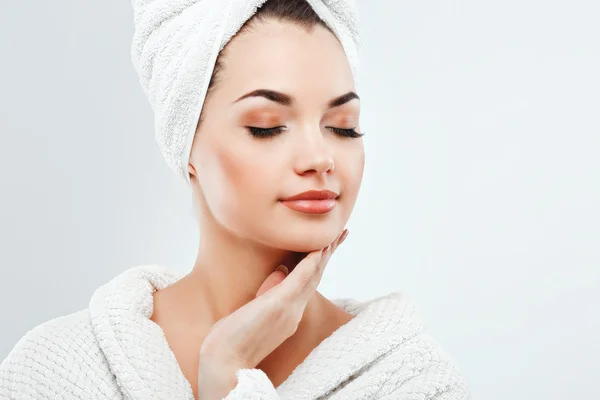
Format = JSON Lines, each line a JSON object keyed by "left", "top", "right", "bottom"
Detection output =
{"left": 130, "top": 0, "right": 362, "bottom": 186}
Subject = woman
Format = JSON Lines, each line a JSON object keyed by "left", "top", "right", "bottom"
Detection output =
{"left": 0, "top": 0, "right": 471, "bottom": 399}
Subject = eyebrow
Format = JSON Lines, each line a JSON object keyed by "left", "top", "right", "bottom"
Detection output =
{"left": 233, "top": 89, "right": 359, "bottom": 108}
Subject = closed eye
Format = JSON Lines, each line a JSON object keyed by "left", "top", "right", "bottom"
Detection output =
{"left": 326, "top": 127, "right": 365, "bottom": 138}
{"left": 246, "top": 126, "right": 364, "bottom": 139}
{"left": 246, "top": 126, "right": 286, "bottom": 138}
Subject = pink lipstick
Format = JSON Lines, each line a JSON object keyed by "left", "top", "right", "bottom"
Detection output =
{"left": 279, "top": 190, "right": 339, "bottom": 214}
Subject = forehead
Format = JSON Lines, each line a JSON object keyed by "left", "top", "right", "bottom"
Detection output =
{"left": 217, "top": 20, "right": 355, "bottom": 98}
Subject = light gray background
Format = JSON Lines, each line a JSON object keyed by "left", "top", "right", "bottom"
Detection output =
{"left": 1, "top": 1, "right": 599, "bottom": 399}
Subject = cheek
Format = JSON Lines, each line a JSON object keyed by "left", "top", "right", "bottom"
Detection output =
{"left": 340, "top": 145, "right": 365, "bottom": 199}
{"left": 200, "top": 140, "right": 278, "bottom": 230}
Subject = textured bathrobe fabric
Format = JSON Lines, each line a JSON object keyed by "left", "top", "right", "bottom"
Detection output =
{"left": 0, "top": 265, "right": 471, "bottom": 399}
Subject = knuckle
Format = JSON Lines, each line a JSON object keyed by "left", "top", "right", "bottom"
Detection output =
{"left": 268, "top": 299, "right": 287, "bottom": 319}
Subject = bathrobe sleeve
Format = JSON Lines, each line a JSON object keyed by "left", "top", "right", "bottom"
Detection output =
{"left": 224, "top": 368, "right": 280, "bottom": 399}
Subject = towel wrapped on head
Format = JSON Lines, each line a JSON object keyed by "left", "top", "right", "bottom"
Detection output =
{"left": 130, "top": 0, "right": 361, "bottom": 186}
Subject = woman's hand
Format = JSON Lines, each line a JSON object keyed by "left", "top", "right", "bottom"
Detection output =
{"left": 196, "top": 228, "right": 349, "bottom": 400}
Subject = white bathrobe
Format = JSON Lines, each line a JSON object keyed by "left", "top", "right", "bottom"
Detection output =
{"left": 0, "top": 265, "right": 471, "bottom": 399}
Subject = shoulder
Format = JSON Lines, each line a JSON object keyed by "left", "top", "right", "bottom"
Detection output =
{"left": 381, "top": 293, "right": 471, "bottom": 399}
{"left": 337, "top": 291, "right": 471, "bottom": 399}
{"left": 0, "top": 309, "right": 120, "bottom": 399}
{"left": 376, "top": 331, "right": 472, "bottom": 399}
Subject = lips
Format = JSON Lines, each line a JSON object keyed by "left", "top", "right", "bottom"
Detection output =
{"left": 279, "top": 190, "right": 339, "bottom": 214}
{"left": 280, "top": 190, "right": 339, "bottom": 201}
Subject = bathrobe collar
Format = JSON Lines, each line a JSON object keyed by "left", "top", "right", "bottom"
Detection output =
{"left": 89, "top": 265, "right": 423, "bottom": 400}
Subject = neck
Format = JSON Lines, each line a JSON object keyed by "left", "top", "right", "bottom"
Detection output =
{"left": 152, "top": 217, "right": 353, "bottom": 380}
{"left": 186, "top": 215, "right": 313, "bottom": 323}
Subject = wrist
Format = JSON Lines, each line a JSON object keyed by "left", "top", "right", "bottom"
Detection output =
{"left": 197, "top": 355, "right": 245, "bottom": 400}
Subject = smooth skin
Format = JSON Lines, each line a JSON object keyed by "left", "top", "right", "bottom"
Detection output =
{"left": 149, "top": 16, "right": 364, "bottom": 400}
{"left": 197, "top": 229, "right": 349, "bottom": 400}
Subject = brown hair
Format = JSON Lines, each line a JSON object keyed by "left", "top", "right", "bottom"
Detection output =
{"left": 198, "top": 0, "right": 334, "bottom": 126}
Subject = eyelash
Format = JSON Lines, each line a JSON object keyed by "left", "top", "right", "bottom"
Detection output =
{"left": 246, "top": 126, "right": 365, "bottom": 139}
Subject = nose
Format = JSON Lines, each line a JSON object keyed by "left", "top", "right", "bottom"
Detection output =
{"left": 294, "top": 130, "right": 335, "bottom": 176}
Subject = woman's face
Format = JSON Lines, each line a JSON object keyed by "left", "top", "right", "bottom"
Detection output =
{"left": 189, "top": 19, "right": 364, "bottom": 252}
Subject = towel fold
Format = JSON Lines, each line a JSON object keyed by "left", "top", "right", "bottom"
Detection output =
{"left": 130, "top": 0, "right": 361, "bottom": 185}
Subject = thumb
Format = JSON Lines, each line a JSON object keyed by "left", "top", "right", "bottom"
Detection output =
{"left": 256, "top": 265, "right": 288, "bottom": 297}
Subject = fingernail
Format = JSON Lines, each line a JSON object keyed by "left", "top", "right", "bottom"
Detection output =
{"left": 276, "top": 265, "right": 289, "bottom": 275}
{"left": 340, "top": 229, "right": 349, "bottom": 242}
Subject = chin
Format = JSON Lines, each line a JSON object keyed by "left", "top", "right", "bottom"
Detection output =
{"left": 273, "top": 223, "right": 343, "bottom": 253}
{"left": 246, "top": 203, "right": 349, "bottom": 252}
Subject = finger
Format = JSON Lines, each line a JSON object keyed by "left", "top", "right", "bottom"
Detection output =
{"left": 326, "top": 229, "right": 348, "bottom": 256}
{"left": 298, "top": 229, "right": 349, "bottom": 298}
{"left": 280, "top": 229, "right": 348, "bottom": 300}
{"left": 338, "top": 228, "right": 349, "bottom": 246}
{"left": 277, "top": 250, "right": 322, "bottom": 298}
{"left": 256, "top": 265, "right": 288, "bottom": 297}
